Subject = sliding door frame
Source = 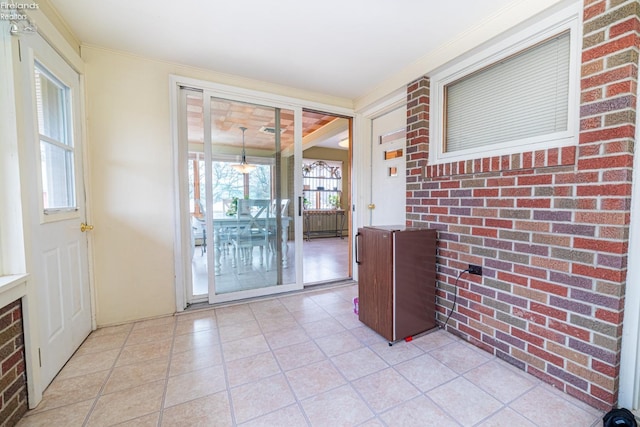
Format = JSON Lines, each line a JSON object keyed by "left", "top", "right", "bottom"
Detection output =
{"left": 170, "top": 75, "right": 354, "bottom": 311}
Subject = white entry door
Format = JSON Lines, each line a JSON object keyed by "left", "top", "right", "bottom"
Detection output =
{"left": 19, "top": 34, "right": 92, "bottom": 387}
{"left": 369, "top": 106, "right": 407, "bottom": 226}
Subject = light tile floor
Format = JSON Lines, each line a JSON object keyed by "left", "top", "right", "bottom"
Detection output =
{"left": 18, "top": 283, "right": 604, "bottom": 426}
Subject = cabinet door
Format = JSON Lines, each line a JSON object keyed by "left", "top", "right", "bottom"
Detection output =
{"left": 394, "top": 229, "right": 437, "bottom": 339}
{"left": 357, "top": 228, "right": 393, "bottom": 340}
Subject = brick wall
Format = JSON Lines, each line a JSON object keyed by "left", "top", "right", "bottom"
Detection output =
{"left": 405, "top": 0, "right": 639, "bottom": 410}
{"left": 0, "top": 299, "right": 27, "bottom": 426}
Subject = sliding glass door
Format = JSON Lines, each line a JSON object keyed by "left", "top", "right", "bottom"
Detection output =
{"left": 183, "top": 87, "right": 303, "bottom": 303}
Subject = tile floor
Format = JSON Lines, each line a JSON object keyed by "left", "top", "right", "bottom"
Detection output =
{"left": 18, "top": 283, "right": 604, "bottom": 426}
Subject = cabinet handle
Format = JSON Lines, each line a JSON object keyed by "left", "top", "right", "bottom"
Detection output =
{"left": 355, "top": 232, "right": 361, "bottom": 264}
{"left": 298, "top": 196, "right": 302, "bottom": 216}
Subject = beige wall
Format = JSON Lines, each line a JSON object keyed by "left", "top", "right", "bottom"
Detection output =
{"left": 82, "top": 47, "right": 352, "bottom": 326}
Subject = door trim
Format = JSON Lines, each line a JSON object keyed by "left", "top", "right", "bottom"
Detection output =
{"left": 619, "top": 76, "right": 640, "bottom": 410}
{"left": 352, "top": 89, "right": 406, "bottom": 283}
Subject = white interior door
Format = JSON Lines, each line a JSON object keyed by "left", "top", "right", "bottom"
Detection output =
{"left": 19, "top": 33, "right": 92, "bottom": 387}
{"left": 369, "top": 106, "right": 407, "bottom": 226}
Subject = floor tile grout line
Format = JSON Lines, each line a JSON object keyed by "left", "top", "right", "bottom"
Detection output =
{"left": 155, "top": 315, "right": 179, "bottom": 426}
{"left": 80, "top": 322, "right": 135, "bottom": 427}
{"left": 215, "top": 304, "right": 241, "bottom": 426}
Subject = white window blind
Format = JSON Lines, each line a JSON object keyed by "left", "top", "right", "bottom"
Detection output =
{"left": 445, "top": 31, "right": 570, "bottom": 153}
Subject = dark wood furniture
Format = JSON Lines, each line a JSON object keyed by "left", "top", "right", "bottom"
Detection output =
{"left": 356, "top": 226, "right": 437, "bottom": 344}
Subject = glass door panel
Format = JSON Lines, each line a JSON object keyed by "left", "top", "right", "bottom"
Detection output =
{"left": 186, "top": 90, "right": 208, "bottom": 300}
{"left": 206, "top": 96, "right": 300, "bottom": 302}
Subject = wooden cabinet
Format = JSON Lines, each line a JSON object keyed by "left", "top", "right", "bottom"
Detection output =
{"left": 356, "top": 226, "right": 437, "bottom": 343}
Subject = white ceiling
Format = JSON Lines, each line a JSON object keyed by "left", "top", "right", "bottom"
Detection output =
{"left": 49, "top": 0, "right": 528, "bottom": 101}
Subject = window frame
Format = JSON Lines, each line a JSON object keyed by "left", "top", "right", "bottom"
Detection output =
{"left": 429, "top": 3, "right": 581, "bottom": 166}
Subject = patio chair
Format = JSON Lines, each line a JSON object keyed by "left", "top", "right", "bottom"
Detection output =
{"left": 231, "top": 199, "right": 271, "bottom": 266}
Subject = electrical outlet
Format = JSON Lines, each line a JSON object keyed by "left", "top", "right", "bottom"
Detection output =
{"left": 468, "top": 264, "right": 483, "bottom": 275}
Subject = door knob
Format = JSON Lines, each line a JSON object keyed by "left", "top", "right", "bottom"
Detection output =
{"left": 368, "top": 204, "right": 376, "bottom": 210}
{"left": 80, "top": 223, "right": 94, "bottom": 232}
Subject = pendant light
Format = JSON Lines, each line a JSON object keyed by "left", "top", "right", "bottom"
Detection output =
{"left": 231, "top": 126, "right": 256, "bottom": 174}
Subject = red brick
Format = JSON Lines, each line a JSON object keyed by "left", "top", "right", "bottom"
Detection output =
{"left": 528, "top": 324, "right": 565, "bottom": 343}
{"left": 575, "top": 211, "right": 630, "bottom": 225}
{"left": 604, "top": 140, "right": 633, "bottom": 155}
{"left": 501, "top": 187, "right": 532, "bottom": 197}
{"left": 581, "top": 87, "right": 603, "bottom": 103}
{"left": 440, "top": 181, "right": 461, "bottom": 189}
{"left": 530, "top": 279, "right": 569, "bottom": 297}
{"left": 601, "top": 198, "right": 630, "bottom": 210}
{"left": 607, "top": 80, "right": 634, "bottom": 97}
{"left": 595, "top": 308, "right": 623, "bottom": 324}
{"left": 567, "top": 386, "right": 613, "bottom": 411}
{"left": 591, "top": 384, "right": 616, "bottom": 406}
{"left": 512, "top": 308, "right": 547, "bottom": 325}
{"left": 484, "top": 219, "right": 513, "bottom": 229}
{"left": 440, "top": 215, "right": 459, "bottom": 224}
{"left": 486, "top": 199, "right": 515, "bottom": 208}
{"left": 470, "top": 301, "right": 495, "bottom": 317}
{"left": 574, "top": 237, "right": 627, "bottom": 254}
{"left": 572, "top": 264, "right": 624, "bottom": 282}
{"left": 576, "top": 183, "right": 631, "bottom": 197}
{"left": 459, "top": 289, "right": 482, "bottom": 303}
{"left": 513, "top": 265, "right": 547, "bottom": 279}
{"left": 548, "top": 319, "right": 591, "bottom": 341}
{"left": 602, "top": 168, "right": 632, "bottom": 181}
{"left": 580, "top": 116, "right": 602, "bottom": 130}
{"left": 497, "top": 271, "right": 529, "bottom": 287}
{"left": 530, "top": 302, "right": 567, "bottom": 321}
{"left": 516, "top": 221, "right": 551, "bottom": 233}
{"left": 473, "top": 188, "right": 499, "bottom": 197}
{"left": 581, "top": 64, "right": 636, "bottom": 89}
{"left": 592, "top": 359, "right": 617, "bottom": 377}
{"left": 431, "top": 190, "right": 448, "bottom": 198}
{"left": 553, "top": 186, "right": 573, "bottom": 197}
{"left": 579, "top": 126, "right": 636, "bottom": 145}
{"left": 609, "top": 16, "right": 640, "bottom": 39}
{"left": 561, "top": 146, "right": 577, "bottom": 165}
{"left": 517, "top": 175, "right": 553, "bottom": 186}
{"left": 458, "top": 323, "right": 482, "bottom": 340}
{"left": 2, "top": 351, "right": 22, "bottom": 374}
{"left": 512, "top": 328, "right": 545, "bottom": 347}
{"left": 487, "top": 177, "right": 515, "bottom": 187}
{"left": 430, "top": 207, "right": 449, "bottom": 215}
{"left": 471, "top": 227, "right": 498, "bottom": 238}
{"left": 583, "top": 0, "right": 605, "bottom": 21}
{"left": 528, "top": 344, "right": 564, "bottom": 367}
{"left": 548, "top": 148, "right": 559, "bottom": 165}
{"left": 517, "top": 198, "right": 551, "bottom": 208}
{"left": 472, "top": 208, "right": 498, "bottom": 217}
{"left": 461, "top": 217, "right": 483, "bottom": 226}
{"left": 578, "top": 143, "right": 600, "bottom": 157}
{"left": 582, "top": 34, "right": 639, "bottom": 62}
{"left": 458, "top": 305, "right": 482, "bottom": 321}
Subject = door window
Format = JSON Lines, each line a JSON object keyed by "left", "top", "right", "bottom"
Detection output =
{"left": 34, "top": 64, "right": 76, "bottom": 214}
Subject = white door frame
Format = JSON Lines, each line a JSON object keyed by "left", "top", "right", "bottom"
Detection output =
{"left": 352, "top": 89, "right": 406, "bottom": 282}
{"left": 170, "top": 75, "right": 354, "bottom": 311}
{"left": 618, "top": 76, "right": 640, "bottom": 410}
{"left": 0, "top": 20, "right": 43, "bottom": 409}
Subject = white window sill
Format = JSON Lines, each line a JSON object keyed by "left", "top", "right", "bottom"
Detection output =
{"left": 0, "top": 274, "right": 29, "bottom": 308}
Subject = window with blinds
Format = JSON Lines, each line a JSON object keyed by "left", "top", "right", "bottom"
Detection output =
{"left": 444, "top": 31, "right": 570, "bottom": 154}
